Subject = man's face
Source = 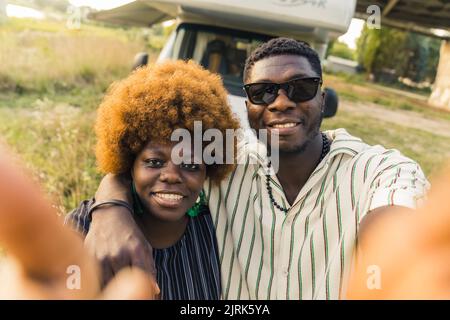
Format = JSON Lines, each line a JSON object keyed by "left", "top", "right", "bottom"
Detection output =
{"left": 245, "top": 55, "right": 325, "bottom": 153}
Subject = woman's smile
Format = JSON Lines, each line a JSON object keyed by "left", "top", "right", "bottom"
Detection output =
{"left": 150, "top": 191, "right": 187, "bottom": 208}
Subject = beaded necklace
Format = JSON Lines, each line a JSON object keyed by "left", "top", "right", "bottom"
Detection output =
{"left": 266, "top": 132, "right": 330, "bottom": 213}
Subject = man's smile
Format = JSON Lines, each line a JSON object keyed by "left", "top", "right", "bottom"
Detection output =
{"left": 265, "top": 119, "right": 304, "bottom": 135}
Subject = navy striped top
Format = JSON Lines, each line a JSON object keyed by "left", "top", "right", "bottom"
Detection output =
{"left": 65, "top": 199, "right": 221, "bottom": 300}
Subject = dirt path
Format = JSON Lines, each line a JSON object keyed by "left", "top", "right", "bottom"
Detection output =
{"left": 341, "top": 100, "right": 450, "bottom": 138}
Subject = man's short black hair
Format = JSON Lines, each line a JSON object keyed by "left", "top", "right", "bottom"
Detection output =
{"left": 243, "top": 37, "right": 322, "bottom": 83}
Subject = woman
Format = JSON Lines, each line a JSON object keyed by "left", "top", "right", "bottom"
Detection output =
{"left": 66, "top": 60, "right": 240, "bottom": 299}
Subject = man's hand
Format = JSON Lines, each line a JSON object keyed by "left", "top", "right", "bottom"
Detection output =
{"left": 86, "top": 174, "right": 157, "bottom": 288}
{"left": 86, "top": 207, "right": 157, "bottom": 287}
{"left": 348, "top": 163, "right": 450, "bottom": 299}
{"left": 0, "top": 144, "right": 159, "bottom": 299}
{"left": 95, "top": 173, "right": 132, "bottom": 203}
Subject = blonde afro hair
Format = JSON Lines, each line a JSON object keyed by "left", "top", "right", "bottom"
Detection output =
{"left": 95, "top": 60, "right": 240, "bottom": 182}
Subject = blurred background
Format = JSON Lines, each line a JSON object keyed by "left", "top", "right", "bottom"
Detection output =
{"left": 0, "top": 0, "right": 449, "bottom": 215}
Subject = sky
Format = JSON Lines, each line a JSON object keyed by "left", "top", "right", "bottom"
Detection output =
{"left": 68, "top": 0, "right": 133, "bottom": 10}
{"left": 6, "top": 4, "right": 45, "bottom": 19}
{"left": 338, "top": 18, "right": 365, "bottom": 49}
{"left": 5, "top": 0, "right": 134, "bottom": 18}
{"left": 7, "top": 0, "right": 365, "bottom": 49}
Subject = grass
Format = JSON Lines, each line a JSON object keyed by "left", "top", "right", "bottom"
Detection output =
{"left": 324, "top": 73, "right": 450, "bottom": 122}
{"left": 0, "top": 18, "right": 155, "bottom": 93}
{"left": 0, "top": 18, "right": 449, "bottom": 214}
{"left": 322, "top": 110, "right": 450, "bottom": 182}
{"left": 0, "top": 18, "right": 153, "bottom": 213}
{"left": 0, "top": 96, "right": 101, "bottom": 214}
{"left": 323, "top": 72, "right": 450, "bottom": 181}
{"left": 0, "top": 32, "right": 142, "bottom": 93}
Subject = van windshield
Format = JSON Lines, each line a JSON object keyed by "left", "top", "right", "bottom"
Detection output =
{"left": 175, "top": 24, "right": 271, "bottom": 96}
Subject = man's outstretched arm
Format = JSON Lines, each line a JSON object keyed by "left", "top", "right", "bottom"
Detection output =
{"left": 0, "top": 144, "right": 158, "bottom": 299}
{"left": 348, "top": 163, "right": 450, "bottom": 299}
{"left": 81, "top": 174, "right": 157, "bottom": 286}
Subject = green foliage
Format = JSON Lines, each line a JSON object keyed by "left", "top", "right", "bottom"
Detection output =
{"left": 356, "top": 24, "right": 381, "bottom": 74}
{"left": 328, "top": 41, "right": 356, "bottom": 61}
{"left": 403, "top": 34, "right": 441, "bottom": 82}
{"left": 356, "top": 25, "right": 441, "bottom": 83}
{"left": 140, "top": 23, "right": 174, "bottom": 51}
{"left": 426, "top": 39, "right": 441, "bottom": 80}
{"left": 357, "top": 25, "right": 408, "bottom": 77}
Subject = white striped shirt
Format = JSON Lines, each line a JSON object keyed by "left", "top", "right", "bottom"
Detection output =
{"left": 204, "top": 128, "right": 429, "bottom": 300}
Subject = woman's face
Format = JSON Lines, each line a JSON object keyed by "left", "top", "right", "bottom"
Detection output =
{"left": 131, "top": 141, "right": 206, "bottom": 222}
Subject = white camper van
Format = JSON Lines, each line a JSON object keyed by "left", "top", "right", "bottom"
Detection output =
{"left": 90, "top": 0, "right": 357, "bottom": 128}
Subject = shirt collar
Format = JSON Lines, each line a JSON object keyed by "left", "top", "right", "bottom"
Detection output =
{"left": 325, "top": 128, "right": 367, "bottom": 162}
{"left": 240, "top": 128, "right": 367, "bottom": 176}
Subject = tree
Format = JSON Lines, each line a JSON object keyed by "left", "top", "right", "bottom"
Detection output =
{"left": 356, "top": 24, "right": 441, "bottom": 84}
{"left": 404, "top": 34, "right": 441, "bottom": 82}
{"left": 328, "top": 41, "right": 356, "bottom": 61}
{"left": 356, "top": 24, "right": 382, "bottom": 74}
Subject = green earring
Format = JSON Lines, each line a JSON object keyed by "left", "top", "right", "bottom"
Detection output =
{"left": 187, "top": 190, "right": 206, "bottom": 217}
{"left": 131, "top": 181, "right": 144, "bottom": 215}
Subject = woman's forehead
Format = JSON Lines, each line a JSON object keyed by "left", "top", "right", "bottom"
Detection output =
{"left": 140, "top": 140, "right": 198, "bottom": 157}
{"left": 141, "top": 141, "right": 173, "bottom": 152}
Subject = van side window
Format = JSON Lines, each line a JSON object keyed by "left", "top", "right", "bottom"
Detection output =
{"left": 180, "top": 25, "right": 268, "bottom": 96}
{"left": 201, "top": 39, "right": 229, "bottom": 74}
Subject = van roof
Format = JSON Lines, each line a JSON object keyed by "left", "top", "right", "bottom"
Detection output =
{"left": 89, "top": 0, "right": 356, "bottom": 42}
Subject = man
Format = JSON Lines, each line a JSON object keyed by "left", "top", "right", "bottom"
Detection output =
{"left": 80, "top": 38, "right": 429, "bottom": 299}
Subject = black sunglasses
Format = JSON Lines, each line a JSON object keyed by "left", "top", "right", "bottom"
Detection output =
{"left": 243, "top": 77, "right": 322, "bottom": 105}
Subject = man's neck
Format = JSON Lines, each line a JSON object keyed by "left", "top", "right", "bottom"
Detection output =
{"left": 275, "top": 133, "right": 323, "bottom": 205}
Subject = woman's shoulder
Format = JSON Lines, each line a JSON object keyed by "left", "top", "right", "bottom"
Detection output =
{"left": 189, "top": 205, "right": 216, "bottom": 238}
{"left": 197, "top": 204, "right": 211, "bottom": 217}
